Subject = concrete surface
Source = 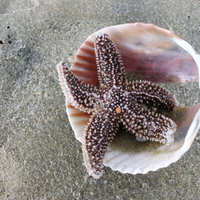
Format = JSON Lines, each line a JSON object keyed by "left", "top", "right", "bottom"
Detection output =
{"left": 0, "top": 0, "right": 200, "bottom": 199}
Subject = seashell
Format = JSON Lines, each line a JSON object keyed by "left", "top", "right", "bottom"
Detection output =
{"left": 65, "top": 23, "right": 200, "bottom": 175}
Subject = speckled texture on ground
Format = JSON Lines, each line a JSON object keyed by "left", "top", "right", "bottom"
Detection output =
{"left": 0, "top": 0, "right": 200, "bottom": 199}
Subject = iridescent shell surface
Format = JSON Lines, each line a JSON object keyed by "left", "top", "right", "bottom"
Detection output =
{"left": 66, "top": 23, "right": 200, "bottom": 175}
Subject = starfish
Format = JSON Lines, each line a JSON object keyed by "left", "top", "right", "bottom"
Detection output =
{"left": 57, "top": 34, "right": 178, "bottom": 179}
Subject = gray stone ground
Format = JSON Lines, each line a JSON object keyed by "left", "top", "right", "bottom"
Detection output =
{"left": 0, "top": 0, "right": 200, "bottom": 199}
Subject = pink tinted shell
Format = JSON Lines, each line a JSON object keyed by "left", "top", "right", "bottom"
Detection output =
{"left": 66, "top": 23, "right": 200, "bottom": 175}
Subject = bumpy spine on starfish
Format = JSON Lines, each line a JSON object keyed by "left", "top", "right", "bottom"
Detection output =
{"left": 129, "top": 80, "right": 178, "bottom": 111}
{"left": 82, "top": 110, "right": 118, "bottom": 178}
{"left": 57, "top": 62, "right": 98, "bottom": 114}
{"left": 94, "top": 34, "right": 127, "bottom": 88}
{"left": 121, "top": 103, "right": 176, "bottom": 145}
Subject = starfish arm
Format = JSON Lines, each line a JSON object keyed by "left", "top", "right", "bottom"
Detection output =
{"left": 128, "top": 80, "right": 178, "bottom": 111}
{"left": 121, "top": 104, "right": 177, "bottom": 145}
{"left": 94, "top": 34, "right": 127, "bottom": 88}
{"left": 82, "top": 110, "right": 118, "bottom": 179}
{"left": 57, "top": 62, "right": 98, "bottom": 113}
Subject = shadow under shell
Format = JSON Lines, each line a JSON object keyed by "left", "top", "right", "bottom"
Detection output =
{"left": 65, "top": 23, "right": 200, "bottom": 175}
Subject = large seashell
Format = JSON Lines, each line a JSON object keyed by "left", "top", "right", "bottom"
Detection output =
{"left": 65, "top": 23, "right": 200, "bottom": 175}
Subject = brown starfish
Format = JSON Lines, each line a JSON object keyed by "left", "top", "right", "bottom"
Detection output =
{"left": 57, "top": 34, "right": 178, "bottom": 179}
